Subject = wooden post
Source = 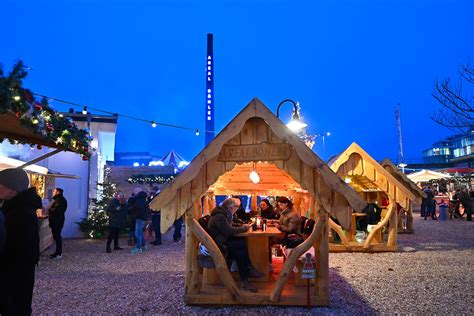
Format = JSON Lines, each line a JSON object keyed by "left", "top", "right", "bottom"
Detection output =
{"left": 203, "top": 194, "right": 210, "bottom": 215}
{"left": 251, "top": 192, "right": 258, "bottom": 214}
{"left": 185, "top": 202, "right": 201, "bottom": 295}
{"left": 387, "top": 204, "right": 398, "bottom": 246}
{"left": 209, "top": 192, "right": 216, "bottom": 210}
{"left": 314, "top": 213, "right": 328, "bottom": 302}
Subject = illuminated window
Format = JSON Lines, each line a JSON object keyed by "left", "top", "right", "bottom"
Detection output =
{"left": 208, "top": 111, "right": 211, "bottom": 115}
{"left": 207, "top": 94, "right": 211, "bottom": 98}
{"left": 208, "top": 56, "right": 211, "bottom": 60}
{"left": 207, "top": 72, "right": 211, "bottom": 76}
{"left": 207, "top": 106, "right": 211, "bottom": 109}
{"left": 207, "top": 100, "right": 211, "bottom": 104}
{"left": 207, "top": 116, "right": 211, "bottom": 120}
{"left": 207, "top": 61, "right": 211, "bottom": 65}
{"left": 207, "top": 89, "right": 211, "bottom": 93}
{"left": 207, "top": 77, "right": 211, "bottom": 81}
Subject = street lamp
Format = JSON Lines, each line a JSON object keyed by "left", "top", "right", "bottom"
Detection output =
{"left": 276, "top": 99, "right": 308, "bottom": 132}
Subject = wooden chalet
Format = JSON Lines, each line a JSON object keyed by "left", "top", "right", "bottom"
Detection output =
{"left": 149, "top": 98, "right": 366, "bottom": 306}
{"left": 329, "top": 143, "right": 416, "bottom": 252}
{"left": 381, "top": 158, "right": 427, "bottom": 233}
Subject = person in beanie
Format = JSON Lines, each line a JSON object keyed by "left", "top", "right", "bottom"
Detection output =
{"left": 48, "top": 188, "right": 68, "bottom": 259}
{"left": 0, "top": 168, "right": 41, "bottom": 315}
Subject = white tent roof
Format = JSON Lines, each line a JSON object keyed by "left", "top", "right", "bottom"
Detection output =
{"left": 407, "top": 169, "right": 452, "bottom": 182}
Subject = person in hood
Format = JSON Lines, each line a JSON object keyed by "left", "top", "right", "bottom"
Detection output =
{"left": 48, "top": 188, "right": 68, "bottom": 259}
{"left": 0, "top": 168, "right": 41, "bottom": 315}
{"left": 207, "top": 197, "right": 264, "bottom": 293}
{"left": 128, "top": 188, "right": 150, "bottom": 254}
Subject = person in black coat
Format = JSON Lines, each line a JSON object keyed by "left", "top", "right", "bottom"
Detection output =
{"left": 207, "top": 198, "right": 264, "bottom": 293}
{"left": 106, "top": 191, "right": 128, "bottom": 253}
{"left": 48, "top": 188, "right": 68, "bottom": 259}
{"left": 0, "top": 168, "right": 41, "bottom": 316}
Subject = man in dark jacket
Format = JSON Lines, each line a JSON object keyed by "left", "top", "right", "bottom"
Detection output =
{"left": 0, "top": 168, "right": 41, "bottom": 315}
{"left": 207, "top": 197, "right": 264, "bottom": 293}
{"left": 106, "top": 191, "right": 128, "bottom": 253}
{"left": 459, "top": 188, "right": 472, "bottom": 221}
{"left": 48, "top": 188, "right": 68, "bottom": 259}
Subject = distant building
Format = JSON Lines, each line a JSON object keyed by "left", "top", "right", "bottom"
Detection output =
{"left": 421, "top": 128, "right": 474, "bottom": 167}
{"left": 113, "top": 152, "right": 161, "bottom": 167}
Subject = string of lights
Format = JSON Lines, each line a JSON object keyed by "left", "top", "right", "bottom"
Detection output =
{"left": 31, "top": 92, "right": 214, "bottom": 136}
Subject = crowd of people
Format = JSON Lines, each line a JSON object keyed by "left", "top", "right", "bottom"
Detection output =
{"left": 105, "top": 186, "right": 183, "bottom": 255}
{"left": 421, "top": 186, "right": 473, "bottom": 221}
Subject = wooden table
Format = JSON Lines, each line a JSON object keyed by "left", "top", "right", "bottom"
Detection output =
{"left": 236, "top": 226, "right": 281, "bottom": 281}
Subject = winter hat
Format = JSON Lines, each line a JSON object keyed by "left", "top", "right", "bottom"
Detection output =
{"left": 0, "top": 168, "right": 30, "bottom": 193}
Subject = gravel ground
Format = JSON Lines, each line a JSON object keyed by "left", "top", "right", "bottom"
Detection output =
{"left": 32, "top": 216, "right": 473, "bottom": 315}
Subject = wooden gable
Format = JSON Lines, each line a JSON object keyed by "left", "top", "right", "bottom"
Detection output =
{"left": 330, "top": 142, "right": 417, "bottom": 209}
{"left": 150, "top": 98, "right": 366, "bottom": 232}
{"left": 381, "top": 158, "right": 427, "bottom": 200}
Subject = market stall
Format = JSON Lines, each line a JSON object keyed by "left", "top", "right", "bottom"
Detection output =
{"left": 329, "top": 143, "right": 416, "bottom": 252}
{"left": 150, "top": 98, "right": 366, "bottom": 306}
{"left": 1, "top": 61, "right": 91, "bottom": 251}
{"left": 381, "top": 159, "right": 427, "bottom": 233}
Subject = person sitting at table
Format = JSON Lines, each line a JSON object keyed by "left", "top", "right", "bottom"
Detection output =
{"left": 233, "top": 196, "right": 252, "bottom": 223}
{"left": 260, "top": 199, "right": 279, "bottom": 220}
{"left": 207, "top": 197, "right": 264, "bottom": 293}
{"left": 275, "top": 196, "right": 300, "bottom": 234}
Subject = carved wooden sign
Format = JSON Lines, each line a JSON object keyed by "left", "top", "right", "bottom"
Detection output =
{"left": 218, "top": 143, "right": 291, "bottom": 162}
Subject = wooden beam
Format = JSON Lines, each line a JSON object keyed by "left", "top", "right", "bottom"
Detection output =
{"left": 187, "top": 218, "right": 245, "bottom": 303}
{"left": 184, "top": 203, "right": 201, "bottom": 295}
{"left": 270, "top": 216, "right": 326, "bottom": 302}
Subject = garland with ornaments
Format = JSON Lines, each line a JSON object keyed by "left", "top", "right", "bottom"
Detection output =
{"left": 127, "top": 174, "right": 175, "bottom": 184}
{"left": 0, "top": 61, "right": 92, "bottom": 159}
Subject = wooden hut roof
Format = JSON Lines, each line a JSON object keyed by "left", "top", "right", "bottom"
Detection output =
{"left": 329, "top": 142, "right": 416, "bottom": 209}
{"left": 0, "top": 113, "right": 63, "bottom": 149}
{"left": 381, "top": 158, "right": 427, "bottom": 199}
{"left": 150, "top": 98, "right": 366, "bottom": 232}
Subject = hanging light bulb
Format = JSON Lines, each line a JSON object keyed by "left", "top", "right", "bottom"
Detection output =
{"left": 195, "top": 129, "right": 200, "bottom": 136}
{"left": 249, "top": 162, "right": 260, "bottom": 184}
{"left": 82, "top": 106, "right": 88, "bottom": 115}
{"left": 151, "top": 121, "right": 157, "bottom": 128}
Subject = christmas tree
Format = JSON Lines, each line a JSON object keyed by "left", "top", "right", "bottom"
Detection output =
{"left": 77, "top": 168, "right": 116, "bottom": 238}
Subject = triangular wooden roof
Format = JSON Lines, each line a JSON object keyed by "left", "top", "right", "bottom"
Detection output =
{"left": 381, "top": 158, "right": 427, "bottom": 199}
{"left": 329, "top": 142, "right": 416, "bottom": 209}
{"left": 150, "top": 98, "right": 366, "bottom": 232}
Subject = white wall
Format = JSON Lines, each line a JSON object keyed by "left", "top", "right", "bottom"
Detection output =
{"left": 46, "top": 151, "right": 89, "bottom": 238}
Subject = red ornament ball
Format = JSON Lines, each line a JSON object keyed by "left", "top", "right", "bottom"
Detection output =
{"left": 34, "top": 103, "right": 43, "bottom": 111}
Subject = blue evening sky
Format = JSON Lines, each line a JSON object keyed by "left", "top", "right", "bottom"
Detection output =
{"left": 3, "top": 0, "right": 473, "bottom": 163}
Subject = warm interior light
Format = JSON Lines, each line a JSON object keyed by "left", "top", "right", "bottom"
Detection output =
{"left": 249, "top": 162, "right": 261, "bottom": 184}
{"left": 344, "top": 177, "right": 352, "bottom": 183}
{"left": 249, "top": 170, "right": 260, "bottom": 184}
